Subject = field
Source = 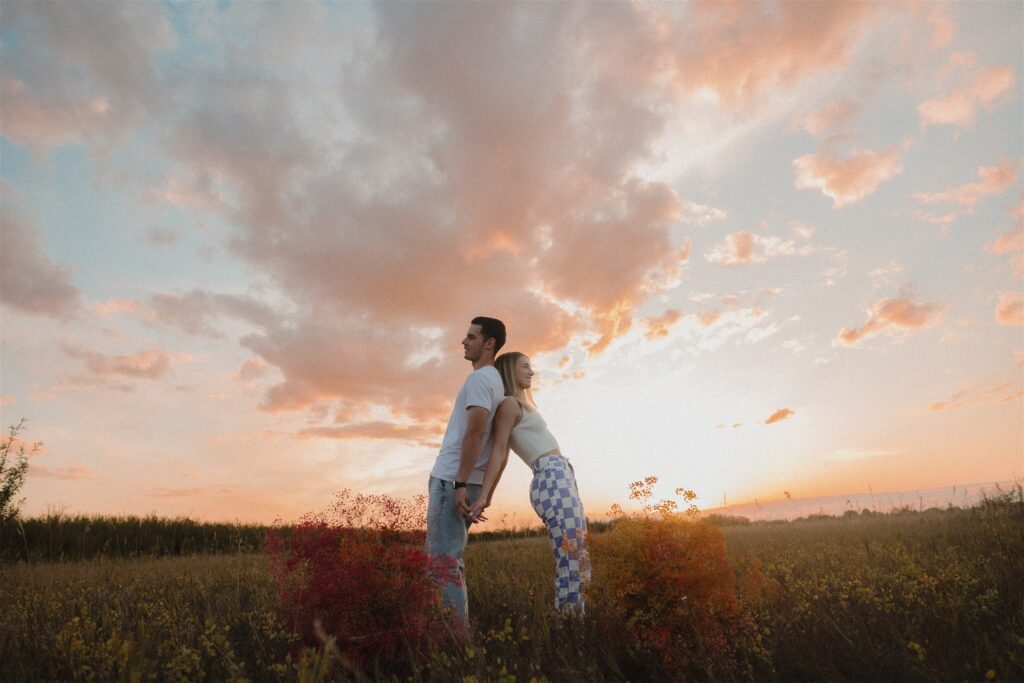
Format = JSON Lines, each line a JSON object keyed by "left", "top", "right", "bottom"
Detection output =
{"left": 1, "top": 492, "right": 1022, "bottom": 682}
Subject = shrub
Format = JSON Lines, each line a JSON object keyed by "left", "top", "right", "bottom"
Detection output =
{"left": 1, "top": 420, "right": 37, "bottom": 522}
{"left": 265, "top": 490, "right": 455, "bottom": 673}
{"left": 590, "top": 478, "right": 759, "bottom": 678}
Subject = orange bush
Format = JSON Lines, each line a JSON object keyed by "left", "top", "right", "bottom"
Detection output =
{"left": 590, "top": 479, "right": 757, "bottom": 677}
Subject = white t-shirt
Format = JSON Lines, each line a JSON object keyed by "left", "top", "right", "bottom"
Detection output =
{"left": 430, "top": 365, "right": 505, "bottom": 485}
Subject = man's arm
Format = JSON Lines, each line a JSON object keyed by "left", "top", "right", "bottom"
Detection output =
{"left": 454, "top": 406, "right": 489, "bottom": 515}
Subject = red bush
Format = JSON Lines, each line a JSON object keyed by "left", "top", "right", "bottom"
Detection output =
{"left": 266, "top": 490, "right": 456, "bottom": 669}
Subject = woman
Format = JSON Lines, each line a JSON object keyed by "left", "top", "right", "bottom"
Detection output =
{"left": 468, "top": 352, "right": 591, "bottom": 614}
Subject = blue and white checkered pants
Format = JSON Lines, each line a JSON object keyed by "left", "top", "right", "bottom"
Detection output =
{"left": 530, "top": 454, "right": 591, "bottom": 614}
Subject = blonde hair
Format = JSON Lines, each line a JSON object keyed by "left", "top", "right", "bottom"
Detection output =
{"left": 495, "top": 352, "right": 536, "bottom": 411}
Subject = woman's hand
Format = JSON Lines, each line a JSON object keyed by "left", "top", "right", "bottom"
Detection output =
{"left": 468, "top": 497, "right": 489, "bottom": 523}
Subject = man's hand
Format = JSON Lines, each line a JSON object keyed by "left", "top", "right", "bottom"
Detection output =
{"left": 455, "top": 486, "right": 472, "bottom": 517}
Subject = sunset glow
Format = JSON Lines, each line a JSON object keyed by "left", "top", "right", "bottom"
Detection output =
{"left": 1, "top": 0, "right": 1021, "bottom": 526}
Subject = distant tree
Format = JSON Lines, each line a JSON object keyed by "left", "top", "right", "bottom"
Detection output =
{"left": 1, "top": 420, "right": 37, "bottom": 522}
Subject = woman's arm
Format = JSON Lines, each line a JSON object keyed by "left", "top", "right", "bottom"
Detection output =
{"left": 470, "top": 398, "right": 521, "bottom": 518}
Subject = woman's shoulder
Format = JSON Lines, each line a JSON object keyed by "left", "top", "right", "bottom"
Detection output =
{"left": 497, "top": 396, "right": 524, "bottom": 419}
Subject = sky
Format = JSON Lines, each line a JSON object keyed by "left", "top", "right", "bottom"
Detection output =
{"left": 1, "top": 0, "right": 1021, "bottom": 527}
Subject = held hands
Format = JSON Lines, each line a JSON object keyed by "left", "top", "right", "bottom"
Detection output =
{"left": 466, "top": 497, "right": 490, "bottom": 524}
{"left": 455, "top": 484, "right": 489, "bottom": 524}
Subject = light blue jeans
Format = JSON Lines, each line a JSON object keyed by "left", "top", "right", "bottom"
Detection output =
{"left": 426, "top": 476, "right": 481, "bottom": 623}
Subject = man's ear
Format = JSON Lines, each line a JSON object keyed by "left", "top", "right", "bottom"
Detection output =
{"left": 483, "top": 337, "right": 495, "bottom": 352}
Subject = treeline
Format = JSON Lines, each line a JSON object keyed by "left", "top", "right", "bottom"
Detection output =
{"left": 4, "top": 485, "right": 1019, "bottom": 563}
{"left": 0, "top": 513, "right": 269, "bottom": 563}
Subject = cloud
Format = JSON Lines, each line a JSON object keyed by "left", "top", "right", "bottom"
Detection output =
{"left": 929, "top": 380, "right": 1023, "bottom": 411}
{"left": 913, "top": 160, "right": 1018, "bottom": 210}
{"left": 789, "top": 221, "right": 816, "bottom": 240}
{"left": 793, "top": 139, "right": 911, "bottom": 207}
{"left": 147, "top": 487, "right": 210, "bottom": 499}
{"left": 0, "top": 396, "right": 15, "bottom": 406}
{"left": 800, "top": 98, "right": 859, "bottom": 136}
{"left": 62, "top": 344, "right": 186, "bottom": 380}
{"left": 985, "top": 203, "right": 1024, "bottom": 276}
{"left": 233, "top": 359, "right": 270, "bottom": 383}
{"left": 704, "top": 230, "right": 802, "bottom": 267}
{"left": 918, "top": 55, "right": 1015, "bottom": 128}
{"left": 146, "top": 175, "right": 225, "bottom": 212}
{"left": 141, "top": 228, "right": 181, "bottom": 247}
{"left": 912, "top": 210, "right": 957, "bottom": 233}
{"left": 679, "top": 200, "right": 728, "bottom": 226}
{"left": 0, "top": 203, "right": 81, "bottom": 318}
{"left": 656, "top": 1, "right": 877, "bottom": 108}
{"left": 643, "top": 309, "right": 683, "bottom": 339}
{"left": 0, "top": 0, "right": 175, "bottom": 150}
{"left": 30, "top": 464, "right": 97, "bottom": 481}
{"left": 986, "top": 227, "right": 1024, "bottom": 255}
{"left": 995, "top": 292, "right": 1024, "bottom": 326}
{"left": 148, "top": 290, "right": 279, "bottom": 337}
{"left": 837, "top": 292, "right": 944, "bottom": 345}
{"left": 927, "top": 5, "right": 955, "bottom": 49}
{"left": 822, "top": 448, "right": 897, "bottom": 462}
{"left": 765, "top": 408, "right": 795, "bottom": 425}
{"left": 92, "top": 299, "right": 144, "bottom": 320}
{"left": 155, "top": 2, "right": 718, "bottom": 420}
{"left": 1, "top": 2, "right": 886, "bottom": 443}
{"left": 298, "top": 422, "right": 440, "bottom": 447}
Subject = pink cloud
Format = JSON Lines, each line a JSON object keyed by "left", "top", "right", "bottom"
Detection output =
{"left": 0, "top": 396, "right": 15, "bottom": 407}
{"left": 765, "top": 408, "right": 795, "bottom": 425}
{"left": 0, "top": 79, "right": 114, "bottom": 149}
{"left": 983, "top": 194, "right": 1024, "bottom": 275}
{"left": 679, "top": 200, "right": 729, "bottom": 226}
{"left": 912, "top": 210, "right": 957, "bottom": 233}
{"left": 919, "top": 56, "right": 1015, "bottom": 128}
{"left": 0, "top": 1, "right": 174, "bottom": 150}
{"left": 146, "top": 175, "right": 224, "bottom": 211}
{"left": 793, "top": 140, "right": 911, "bottom": 207}
{"left": 800, "top": 99, "right": 859, "bottom": 136}
{"left": 837, "top": 293, "right": 944, "bottom": 345}
{"left": 52, "top": 2, "right": 877, "bottom": 439}
{"left": 697, "top": 310, "right": 724, "bottom": 327}
{"left": 147, "top": 487, "right": 209, "bottom": 499}
{"left": 299, "top": 422, "right": 440, "bottom": 447}
{"left": 929, "top": 380, "right": 1023, "bottom": 412}
{"left": 995, "top": 292, "right": 1024, "bottom": 326}
{"left": 30, "top": 464, "right": 97, "bottom": 481}
{"left": 148, "top": 290, "right": 278, "bottom": 337}
{"left": 927, "top": 5, "right": 955, "bottom": 49}
{"left": 643, "top": 309, "right": 683, "bottom": 340}
{"left": 663, "top": 1, "right": 877, "bottom": 108}
{"left": 704, "top": 230, "right": 800, "bottom": 267}
{"left": 986, "top": 228, "right": 1024, "bottom": 255}
{"left": 62, "top": 344, "right": 186, "bottom": 380}
{"left": 93, "top": 298, "right": 144, "bottom": 320}
{"left": 233, "top": 359, "right": 269, "bottom": 383}
{"left": 0, "top": 203, "right": 81, "bottom": 319}
{"left": 913, "top": 161, "right": 1018, "bottom": 210}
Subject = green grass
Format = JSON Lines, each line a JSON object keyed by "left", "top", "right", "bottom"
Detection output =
{"left": 1, "top": 492, "right": 1021, "bottom": 681}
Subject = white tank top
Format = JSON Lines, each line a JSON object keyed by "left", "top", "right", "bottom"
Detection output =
{"left": 508, "top": 404, "right": 560, "bottom": 466}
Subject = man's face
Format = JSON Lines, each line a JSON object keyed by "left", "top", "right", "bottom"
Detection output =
{"left": 462, "top": 324, "right": 489, "bottom": 362}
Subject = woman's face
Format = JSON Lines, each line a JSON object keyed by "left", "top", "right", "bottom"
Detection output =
{"left": 515, "top": 356, "right": 534, "bottom": 389}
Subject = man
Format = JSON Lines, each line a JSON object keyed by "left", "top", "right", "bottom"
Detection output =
{"left": 427, "top": 316, "right": 506, "bottom": 624}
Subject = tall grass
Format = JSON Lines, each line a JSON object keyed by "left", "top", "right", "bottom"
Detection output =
{"left": 0, "top": 512, "right": 269, "bottom": 562}
{"left": 1, "top": 487, "right": 1021, "bottom": 681}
